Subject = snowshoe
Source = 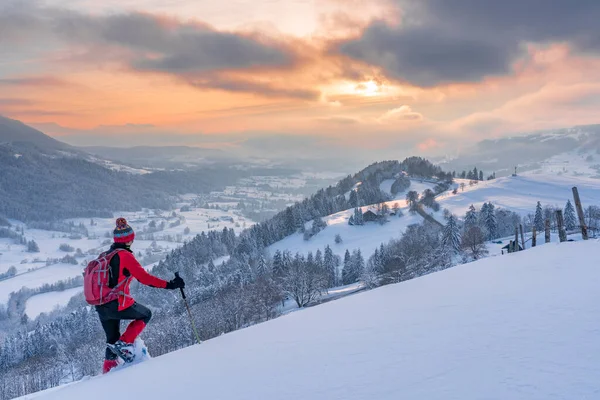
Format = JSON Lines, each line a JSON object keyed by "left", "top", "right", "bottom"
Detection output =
{"left": 108, "top": 340, "right": 136, "bottom": 363}
{"left": 107, "top": 338, "right": 151, "bottom": 373}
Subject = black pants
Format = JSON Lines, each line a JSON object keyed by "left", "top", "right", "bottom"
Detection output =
{"left": 95, "top": 301, "right": 152, "bottom": 359}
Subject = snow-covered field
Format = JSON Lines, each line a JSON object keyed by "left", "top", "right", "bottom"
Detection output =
{"left": 25, "top": 287, "right": 83, "bottom": 319}
{"left": 270, "top": 179, "right": 438, "bottom": 259}
{"left": 271, "top": 172, "right": 600, "bottom": 261}
{"left": 437, "top": 173, "right": 600, "bottom": 216}
{"left": 0, "top": 206, "right": 251, "bottom": 308}
{"left": 22, "top": 239, "right": 600, "bottom": 400}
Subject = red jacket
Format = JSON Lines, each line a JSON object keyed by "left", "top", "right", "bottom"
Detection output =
{"left": 108, "top": 244, "right": 167, "bottom": 310}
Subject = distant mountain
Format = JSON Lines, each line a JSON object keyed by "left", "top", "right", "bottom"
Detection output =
{"left": 0, "top": 115, "right": 73, "bottom": 152}
{"left": 0, "top": 117, "right": 249, "bottom": 222}
{"left": 438, "top": 124, "right": 600, "bottom": 177}
{"left": 83, "top": 145, "right": 229, "bottom": 169}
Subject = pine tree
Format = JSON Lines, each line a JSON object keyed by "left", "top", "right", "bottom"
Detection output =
{"left": 371, "top": 248, "right": 381, "bottom": 273}
{"left": 465, "top": 204, "right": 478, "bottom": 227}
{"left": 27, "top": 240, "right": 40, "bottom": 253}
{"left": 379, "top": 243, "right": 387, "bottom": 268}
{"left": 349, "top": 190, "right": 358, "bottom": 208}
{"left": 315, "top": 249, "right": 323, "bottom": 270}
{"left": 484, "top": 202, "right": 497, "bottom": 240}
{"left": 307, "top": 252, "right": 314, "bottom": 269}
{"left": 257, "top": 255, "right": 269, "bottom": 276}
{"left": 534, "top": 201, "right": 544, "bottom": 231}
{"left": 324, "top": 245, "right": 336, "bottom": 287}
{"left": 479, "top": 170, "right": 484, "bottom": 181}
{"left": 564, "top": 200, "right": 577, "bottom": 231}
{"left": 442, "top": 215, "right": 461, "bottom": 254}
{"left": 354, "top": 249, "right": 365, "bottom": 279}
{"left": 342, "top": 250, "right": 352, "bottom": 285}
{"left": 353, "top": 208, "right": 364, "bottom": 225}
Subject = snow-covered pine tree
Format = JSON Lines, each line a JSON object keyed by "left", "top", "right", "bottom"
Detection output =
{"left": 370, "top": 248, "right": 381, "bottom": 273}
{"left": 324, "top": 245, "right": 336, "bottom": 287}
{"left": 564, "top": 200, "right": 577, "bottom": 231}
{"left": 311, "top": 216, "right": 327, "bottom": 235}
{"left": 534, "top": 201, "right": 544, "bottom": 231}
{"left": 349, "top": 189, "right": 359, "bottom": 208}
{"left": 351, "top": 249, "right": 365, "bottom": 283}
{"left": 479, "top": 202, "right": 489, "bottom": 226}
{"left": 353, "top": 208, "right": 364, "bottom": 225}
{"left": 442, "top": 215, "right": 461, "bottom": 254}
{"left": 257, "top": 254, "right": 269, "bottom": 277}
{"left": 465, "top": 204, "right": 478, "bottom": 227}
{"left": 379, "top": 243, "right": 388, "bottom": 268}
{"left": 484, "top": 202, "right": 497, "bottom": 240}
{"left": 354, "top": 249, "right": 365, "bottom": 281}
{"left": 342, "top": 249, "right": 352, "bottom": 285}
{"left": 307, "top": 251, "right": 314, "bottom": 268}
{"left": 315, "top": 249, "right": 323, "bottom": 270}
{"left": 348, "top": 215, "right": 355, "bottom": 225}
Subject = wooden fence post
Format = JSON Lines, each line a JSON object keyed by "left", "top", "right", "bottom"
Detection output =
{"left": 545, "top": 219, "right": 551, "bottom": 243}
{"left": 532, "top": 227, "right": 537, "bottom": 247}
{"left": 514, "top": 227, "right": 520, "bottom": 251}
{"left": 519, "top": 224, "right": 526, "bottom": 250}
{"left": 556, "top": 210, "right": 567, "bottom": 242}
{"left": 572, "top": 186, "right": 588, "bottom": 240}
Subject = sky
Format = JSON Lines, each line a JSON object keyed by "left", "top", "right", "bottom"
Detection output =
{"left": 2, "top": 0, "right": 600, "bottom": 158}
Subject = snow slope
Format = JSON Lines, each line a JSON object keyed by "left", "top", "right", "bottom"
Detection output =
{"left": 437, "top": 172, "right": 600, "bottom": 216}
{"left": 270, "top": 179, "right": 437, "bottom": 259}
{"left": 22, "top": 240, "right": 600, "bottom": 400}
{"left": 271, "top": 172, "right": 600, "bottom": 261}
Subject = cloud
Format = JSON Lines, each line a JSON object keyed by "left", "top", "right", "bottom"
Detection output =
{"left": 337, "top": 0, "right": 600, "bottom": 86}
{"left": 0, "top": 2, "right": 314, "bottom": 99}
{"left": 189, "top": 75, "right": 321, "bottom": 100}
{"left": 316, "top": 116, "right": 361, "bottom": 124}
{"left": 0, "top": 77, "right": 69, "bottom": 87}
{"left": 378, "top": 105, "right": 423, "bottom": 122}
{"left": 0, "top": 99, "right": 32, "bottom": 106}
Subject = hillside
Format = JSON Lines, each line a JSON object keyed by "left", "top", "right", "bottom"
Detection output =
{"left": 438, "top": 173, "right": 600, "bottom": 215}
{"left": 22, "top": 240, "right": 600, "bottom": 400}
{"left": 439, "top": 124, "right": 600, "bottom": 176}
{"left": 0, "top": 115, "right": 72, "bottom": 152}
{"left": 0, "top": 118, "right": 251, "bottom": 221}
{"left": 270, "top": 171, "right": 600, "bottom": 260}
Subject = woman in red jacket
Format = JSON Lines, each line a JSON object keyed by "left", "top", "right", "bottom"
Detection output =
{"left": 96, "top": 218, "right": 184, "bottom": 373}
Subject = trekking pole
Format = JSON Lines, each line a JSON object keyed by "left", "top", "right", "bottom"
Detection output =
{"left": 175, "top": 272, "right": 202, "bottom": 345}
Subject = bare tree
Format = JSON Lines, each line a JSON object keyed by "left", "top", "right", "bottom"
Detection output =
{"left": 283, "top": 259, "right": 327, "bottom": 308}
{"left": 461, "top": 226, "right": 488, "bottom": 260}
{"left": 248, "top": 277, "right": 284, "bottom": 321}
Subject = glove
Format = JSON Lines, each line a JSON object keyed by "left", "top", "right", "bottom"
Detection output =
{"left": 165, "top": 275, "right": 185, "bottom": 290}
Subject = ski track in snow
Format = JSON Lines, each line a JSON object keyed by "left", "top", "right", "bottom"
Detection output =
{"left": 21, "top": 240, "right": 600, "bottom": 400}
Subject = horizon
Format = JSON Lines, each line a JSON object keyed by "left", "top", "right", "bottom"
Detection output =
{"left": 2, "top": 0, "right": 600, "bottom": 160}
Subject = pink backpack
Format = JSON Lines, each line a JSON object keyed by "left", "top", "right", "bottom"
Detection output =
{"left": 83, "top": 249, "right": 124, "bottom": 305}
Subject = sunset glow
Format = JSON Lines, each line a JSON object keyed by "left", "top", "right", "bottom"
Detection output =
{"left": 1, "top": 0, "right": 599, "bottom": 154}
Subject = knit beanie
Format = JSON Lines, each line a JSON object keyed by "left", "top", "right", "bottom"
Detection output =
{"left": 114, "top": 217, "right": 135, "bottom": 243}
